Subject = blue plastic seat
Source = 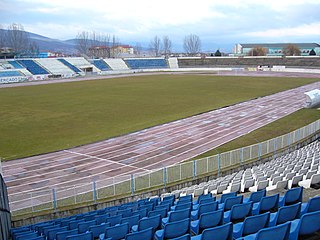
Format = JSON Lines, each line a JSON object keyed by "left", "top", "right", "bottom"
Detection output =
{"left": 117, "top": 208, "right": 133, "bottom": 217}
{"left": 217, "top": 192, "right": 237, "bottom": 204}
{"left": 100, "top": 222, "right": 129, "bottom": 240}
{"left": 191, "top": 222, "right": 233, "bottom": 240}
{"left": 224, "top": 202, "right": 253, "bottom": 223}
{"left": 243, "top": 190, "right": 266, "bottom": 204}
{"left": 78, "top": 219, "right": 97, "bottom": 233}
{"left": 269, "top": 202, "right": 301, "bottom": 227}
{"left": 69, "top": 219, "right": 86, "bottom": 230}
{"left": 42, "top": 225, "right": 61, "bottom": 237}
{"left": 162, "top": 195, "right": 175, "bottom": 206}
{"left": 252, "top": 194, "right": 279, "bottom": 215}
{"left": 131, "top": 214, "right": 161, "bottom": 232}
{"left": 190, "top": 209, "right": 224, "bottom": 235}
{"left": 191, "top": 201, "right": 218, "bottom": 220}
{"left": 120, "top": 214, "right": 140, "bottom": 228}
{"left": 219, "top": 195, "right": 243, "bottom": 211}
{"left": 15, "top": 232, "right": 38, "bottom": 240}
{"left": 105, "top": 214, "right": 122, "bottom": 226}
{"left": 176, "top": 194, "right": 193, "bottom": 203}
{"left": 193, "top": 193, "right": 213, "bottom": 205}
{"left": 171, "top": 234, "right": 191, "bottom": 240}
{"left": 148, "top": 207, "right": 167, "bottom": 218}
{"left": 88, "top": 223, "right": 110, "bottom": 239}
{"left": 125, "top": 227, "right": 153, "bottom": 240}
{"left": 47, "top": 226, "right": 68, "bottom": 240}
{"left": 193, "top": 196, "right": 216, "bottom": 210}
{"left": 155, "top": 218, "right": 190, "bottom": 240}
{"left": 56, "top": 229, "right": 78, "bottom": 240}
{"left": 278, "top": 187, "right": 303, "bottom": 207}
{"left": 300, "top": 195, "right": 320, "bottom": 216}
{"left": 133, "top": 208, "right": 148, "bottom": 218}
{"left": 29, "top": 236, "right": 46, "bottom": 240}
{"left": 233, "top": 212, "right": 270, "bottom": 239}
{"left": 289, "top": 210, "right": 320, "bottom": 240}
{"left": 171, "top": 202, "right": 192, "bottom": 211}
{"left": 65, "top": 232, "right": 93, "bottom": 240}
{"left": 239, "top": 221, "right": 291, "bottom": 240}
{"left": 94, "top": 214, "right": 110, "bottom": 225}
{"left": 161, "top": 209, "right": 190, "bottom": 227}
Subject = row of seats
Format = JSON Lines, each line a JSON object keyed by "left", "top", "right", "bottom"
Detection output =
{"left": 0, "top": 70, "right": 22, "bottom": 77}
{"left": 92, "top": 60, "right": 112, "bottom": 71}
{"left": 17, "top": 60, "right": 49, "bottom": 75}
{"left": 124, "top": 59, "right": 168, "bottom": 69}
{"left": 165, "top": 141, "right": 320, "bottom": 200}
{"left": 58, "top": 59, "right": 82, "bottom": 73}
{"left": 11, "top": 186, "right": 320, "bottom": 240}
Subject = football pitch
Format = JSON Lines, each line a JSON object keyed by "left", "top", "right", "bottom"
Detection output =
{"left": 0, "top": 74, "right": 318, "bottom": 161}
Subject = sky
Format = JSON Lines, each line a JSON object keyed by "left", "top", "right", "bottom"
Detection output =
{"left": 1, "top": 0, "right": 320, "bottom": 52}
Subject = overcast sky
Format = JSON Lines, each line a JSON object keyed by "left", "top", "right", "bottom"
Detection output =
{"left": 1, "top": 0, "right": 320, "bottom": 51}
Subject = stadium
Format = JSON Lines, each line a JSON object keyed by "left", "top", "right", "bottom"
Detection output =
{"left": 0, "top": 54, "right": 320, "bottom": 240}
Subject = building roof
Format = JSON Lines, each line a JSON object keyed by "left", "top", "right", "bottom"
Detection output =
{"left": 240, "top": 43, "right": 320, "bottom": 48}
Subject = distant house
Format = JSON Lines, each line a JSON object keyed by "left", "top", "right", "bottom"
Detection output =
{"left": 234, "top": 43, "right": 320, "bottom": 56}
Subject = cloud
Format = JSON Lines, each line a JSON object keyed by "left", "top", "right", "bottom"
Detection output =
{"left": 2, "top": 0, "right": 320, "bottom": 51}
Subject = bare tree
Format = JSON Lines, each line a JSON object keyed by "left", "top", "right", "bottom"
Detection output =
{"left": 28, "top": 41, "right": 39, "bottom": 57}
{"left": 0, "top": 24, "right": 6, "bottom": 48}
{"left": 7, "top": 23, "right": 30, "bottom": 55}
{"left": 134, "top": 42, "right": 142, "bottom": 56}
{"left": 283, "top": 44, "right": 301, "bottom": 56}
{"left": 162, "top": 36, "right": 172, "bottom": 58}
{"left": 110, "top": 35, "right": 121, "bottom": 58}
{"left": 183, "top": 34, "right": 201, "bottom": 56}
{"left": 76, "top": 31, "right": 91, "bottom": 56}
{"left": 248, "top": 46, "right": 268, "bottom": 56}
{"left": 149, "top": 35, "right": 161, "bottom": 57}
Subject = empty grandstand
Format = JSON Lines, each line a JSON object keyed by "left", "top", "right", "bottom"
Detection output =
{"left": 17, "top": 59, "right": 49, "bottom": 75}
{"left": 92, "top": 59, "right": 112, "bottom": 71}
{"left": 36, "top": 58, "right": 77, "bottom": 78}
{"left": 124, "top": 58, "right": 168, "bottom": 69}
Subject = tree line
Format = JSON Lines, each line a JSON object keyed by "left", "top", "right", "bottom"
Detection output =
{"left": 0, "top": 23, "right": 39, "bottom": 57}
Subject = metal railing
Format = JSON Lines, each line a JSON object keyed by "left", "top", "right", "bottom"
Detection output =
{"left": 8, "top": 119, "right": 320, "bottom": 216}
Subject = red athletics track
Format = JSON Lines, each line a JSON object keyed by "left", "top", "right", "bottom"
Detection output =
{"left": 2, "top": 80, "right": 320, "bottom": 200}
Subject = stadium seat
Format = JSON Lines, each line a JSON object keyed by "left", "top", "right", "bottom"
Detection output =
{"left": 224, "top": 202, "right": 253, "bottom": 223}
{"left": 148, "top": 208, "right": 167, "bottom": 218}
{"left": 120, "top": 214, "right": 140, "bottom": 228}
{"left": 15, "top": 232, "right": 38, "bottom": 240}
{"left": 171, "top": 202, "right": 192, "bottom": 211}
{"left": 269, "top": 202, "right": 301, "bottom": 226}
{"left": 217, "top": 192, "right": 237, "bottom": 204}
{"left": 289, "top": 210, "right": 320, "bottom": 240}
{"left": 191, "top": 222, "right": 233, "bottom": 240}
{"left": 155, "top": 218, "right": 190, "bottom": 240}
{"left": 219, "top": 195, "right": 243, "bottom": 211}
{"left": 65, "top": 232, "right": 93, "bottom": 240}
{"left": 125, "top": 227, "right": 153, "bottom": 240}
{"left": 233, "top": 212, "right": 270, "bottom": 239}
{"left": 99, "top": 222, "right": 129, "bottom": 240}
{"left": 243, "top": 190, "right": 266, "bottom": 203}
{"left": 161, "top": 209, "right": 190, "bottom": 227}
{"left": 88, "top": 223, "right": 110, "bottom": 239}
{"left": 252, "top": 194, "right": 279, "bottom": 215}
{"left": 278, "top": 187, "right": 303, "bottom": 207}
{"left": 78, "top": 220, "right": 96, "bottom": 233}
{"left": 131, "top": 214, "right": 161, "bottom": 232}
{"left": 171, "top": 234, "right": 191, "bottom": 240}
{"left": 47, "top": 226, "right": 68, "bottom": 240}
{"left": 190, "top": 209, "right": 224, "bottom": 235}
{"left": 238, "top": 222, "right": 291, "bottom": 240}
{"left": 300, "top": 195, "right": 320, "bottom": 216}
{"left": 105, "top": 215, "right": 122, "bottom": 226}
{"left": 298, "top": 173, "right": 320, "bottom": 188}
{"left": 56, "top": 229, "right": 78, "bottom": 240}
{"left": 191, "top": 201, "right": 218, "bottom": 220}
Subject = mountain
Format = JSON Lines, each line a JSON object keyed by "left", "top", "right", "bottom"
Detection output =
{"left": 27, "top": 32, "right": 77, "bottom": 54}
{"left": 0, "top": 29, "right": 78, "bottom": 54}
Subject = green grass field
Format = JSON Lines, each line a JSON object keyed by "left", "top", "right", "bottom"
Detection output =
{"left": 0, "top": 74, "right": 318, "bottom": 161}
